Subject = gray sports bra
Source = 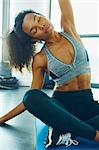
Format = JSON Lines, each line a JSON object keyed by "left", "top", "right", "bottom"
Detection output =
{"left": 44, "top": 32, "right": 91, "bottom": 85}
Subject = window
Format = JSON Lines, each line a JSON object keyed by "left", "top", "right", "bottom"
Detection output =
{"left": 10, "top": 0, "right": 50, "bottom": 29}
{"left": 0, "top": 0, "right": 2, "bottom": 62}
{"left": 51, "top": 0, "right": 99, "bottom": 34}
{"left": 82, "top": 38, "right": 99, "bottom": 83}
{"left": 71, "top": 0, "right": 99, "bottom": 34}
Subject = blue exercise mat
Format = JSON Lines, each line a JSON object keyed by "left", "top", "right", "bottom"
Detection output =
{"left": 36, "top": 118, "right": 99, "bottom": 150}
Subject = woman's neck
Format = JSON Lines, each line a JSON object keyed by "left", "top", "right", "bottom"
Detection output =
{"left": 45, "top": 31, "right": 62, "bottom": 46}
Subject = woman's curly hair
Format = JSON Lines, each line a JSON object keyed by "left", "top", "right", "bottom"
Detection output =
{"left": 7, "top": 10, "right": 42, "bottom": 72}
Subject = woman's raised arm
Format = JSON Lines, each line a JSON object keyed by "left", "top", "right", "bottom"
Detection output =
{"left": 58, "top": 0, "right": 76, "bottom": 32}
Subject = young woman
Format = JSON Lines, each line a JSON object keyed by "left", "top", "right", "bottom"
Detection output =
{"left": 0, "top": 0, "right": 99, "bottom": 148}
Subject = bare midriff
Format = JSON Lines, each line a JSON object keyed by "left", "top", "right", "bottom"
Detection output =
{"left": 54, "top": 73, "right": 91, "bottom": 91}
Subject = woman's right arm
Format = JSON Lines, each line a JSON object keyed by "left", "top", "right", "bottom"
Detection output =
{"left": 0, "top": 53, "right": 45, "bottom": 124}
{"left": 31, "top": 53, "right": 46, "bottom": 89}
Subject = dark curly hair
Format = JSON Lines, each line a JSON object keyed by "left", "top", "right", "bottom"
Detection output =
{"left": 7, "top": 10, "right": 42, "bottom": 72}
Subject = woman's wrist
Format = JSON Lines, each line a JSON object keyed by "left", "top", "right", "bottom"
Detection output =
{"left": 0, "top": 117, "right": 5, "bottom": 125}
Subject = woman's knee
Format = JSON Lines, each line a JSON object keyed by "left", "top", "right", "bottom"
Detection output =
{"left": 23, "top": 89, "right": 43, "bottom": 108}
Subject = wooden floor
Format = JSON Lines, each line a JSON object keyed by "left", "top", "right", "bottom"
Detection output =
{"left": 0, "top": 87, "right": 99, "bottom": 150}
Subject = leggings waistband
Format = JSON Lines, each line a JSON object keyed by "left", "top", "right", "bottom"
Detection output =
{"left": 53, "top": 89, "right": 92, "bottom": 97}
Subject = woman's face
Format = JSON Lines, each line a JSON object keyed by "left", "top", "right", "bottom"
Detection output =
{"left": 22, "top": 13, "right": 53, "bottom": 41}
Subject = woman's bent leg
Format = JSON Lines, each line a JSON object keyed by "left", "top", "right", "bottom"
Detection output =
{"left": 23, "top": 89, "right": 97, "bottom": 141}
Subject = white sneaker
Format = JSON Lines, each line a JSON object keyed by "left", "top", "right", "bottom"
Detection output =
{"left": 44, "top": 127, "right": 78, "bottom": 149}
{"left": 56, "top": 132, "right": 78, "bottom": 147}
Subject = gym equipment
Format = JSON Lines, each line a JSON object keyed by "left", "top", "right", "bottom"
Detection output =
{"left": 0, "top": 76, "right": 19, "bottom": 89}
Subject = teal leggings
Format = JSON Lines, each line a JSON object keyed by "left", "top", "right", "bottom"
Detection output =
{"left": 23, "top": 89, "right": 99, "bottom": 140}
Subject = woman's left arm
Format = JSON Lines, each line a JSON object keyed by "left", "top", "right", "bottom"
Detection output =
{"left": 58, "top": 0, "right": 76, "bottom": 32}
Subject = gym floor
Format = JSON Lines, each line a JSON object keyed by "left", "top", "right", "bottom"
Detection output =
{"left": 0, "top": 87, "right": 99, "bottom": 150}
{"left": 0, "top": 87, "right": 36, "bottom": 150}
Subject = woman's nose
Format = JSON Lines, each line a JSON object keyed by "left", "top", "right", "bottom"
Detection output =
{"left": 41, "top": 24, "right": 45, "bottom": 30}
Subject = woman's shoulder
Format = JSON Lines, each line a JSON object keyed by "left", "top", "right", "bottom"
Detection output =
{"left": 33, "top": 48, "right": 47, "bottom": 68}
{"left": 34, "top": 47, "right": 45, "bottom": 58}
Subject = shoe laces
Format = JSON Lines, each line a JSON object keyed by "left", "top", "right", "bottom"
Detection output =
{"left": 56, "top": 133, "right": 78, "bottom": 147}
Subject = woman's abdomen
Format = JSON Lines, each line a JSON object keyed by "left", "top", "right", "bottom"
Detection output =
{"left": 54, "top": 73, "right": 91, "bottom": 91}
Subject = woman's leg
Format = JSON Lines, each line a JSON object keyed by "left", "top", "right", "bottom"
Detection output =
{"left": 87, "top": 115, "right": 99, "bottom": 130}
{"left": 85, "top": 115, "right": 99, "bottom": 142}
{"left": 22, "top": 89, "right": 97, "bottom": 141}
{"left": 86, "top": 101, "right": 99, "bottom": 129}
